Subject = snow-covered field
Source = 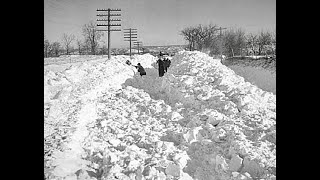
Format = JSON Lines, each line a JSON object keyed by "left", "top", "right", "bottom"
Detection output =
{"left": 221, "top": 58, "right": 276, "bottom": 94}
{"left": 44, "top": 51, "right": 276, "bottom": 180}
{"left": 224, "top": 65, "right": 276, "bottom": 94}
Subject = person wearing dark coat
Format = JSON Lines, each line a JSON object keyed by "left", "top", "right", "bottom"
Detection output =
{"left": 163, "top": 58, "right": 169, "bottom": 72}
{"left": 157, "top": 57, "right": 165, "bottom": 77}
{"left": 163, "top": 56, "right": 172, "bottom": 73}
{"left": 135, "top": 63, "right": 146, "bottom": 77}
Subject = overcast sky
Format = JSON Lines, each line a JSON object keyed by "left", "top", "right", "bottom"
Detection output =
{"left": 44, "top": 0, "right": 276, "bottom": 48}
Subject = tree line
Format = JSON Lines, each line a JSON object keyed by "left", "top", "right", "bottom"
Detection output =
{"left": 44, "top": 20, "right": 149, "bottom": 58}
{"left": 180, "top": 24, "right": 276, "bottom": 58}
{"left": 45, "top": 22, "right": 275, "bottom": 58}
{"left": 44, "top": 21, "right": 104, "bottom": 58}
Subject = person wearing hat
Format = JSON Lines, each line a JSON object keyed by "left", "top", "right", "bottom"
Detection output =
{"left": 157, "top": 53, "right": 165, "bottom": 77}
{"left": 163, "top": 56, "right": 171, "bottom": 73}
{"left": 135, "top": 63, "right": 146, "bottom": 77}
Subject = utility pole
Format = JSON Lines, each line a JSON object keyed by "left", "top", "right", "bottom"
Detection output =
{"left": 219, "top": 27, "right": 227, "bottom": 59}
{"left": 96, "top": 8, "right": 121, "bottom": 59}
{"left": 124, "top": 28, "right": 137, "bottom": 57}
{"left": 133, "top": 41, "right": 142, "bottom": 54}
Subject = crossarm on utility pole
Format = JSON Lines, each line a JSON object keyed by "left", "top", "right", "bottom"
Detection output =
{"left": 123, "top": 28, "right": 138, "bottom": 58}
{"left": 96, "top": 7, "right": 121, "bottom": 59}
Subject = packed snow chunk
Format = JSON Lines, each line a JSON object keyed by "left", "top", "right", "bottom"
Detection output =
{"left": 109, "top": 138, "right": 121, "bottom": 147}
{"left": 241, "top": 157, "right": 264, "bottom": 178}
{"left": 165, "top": 163, "right": 181, "bottom": 177}
{"left": 51, "top": 157, "right": 90, "bottom": 177}
{"left": 198, "top": 109, "right": 227, "bottom": 126}
{"left": 171, "top": 111, "right": 184, "bottom": 121}
{"left": 229, "top": 154, "right": 243, "bottom": 172}
{"left": 183, "top": 76, "right": 196, "bottom": 85}
{"left": 183, "top": 126, "right": 203, "bottom": 144}
{"left": 44, "top": 85, "right": 51, "bottom": 104}
{"left": 64, "top": 65, "right": 88, "bottom": 83}
{"left": 173, "top": 151, "right": 190, "bottom": 168}
{"left": 232, "top": 171, "right": 240, "bottom": 177}
{"left": 215, "top": 154, "right": 229, "bottom": 172}
{"left": 127, "top": 159, "right": 141, "bottom": 171}
{"left": 75, "top": 169, "right": 97, "bottom": 180}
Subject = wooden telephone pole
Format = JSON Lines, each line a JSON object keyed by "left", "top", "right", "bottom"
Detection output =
{"left": 96, "top": 8, "right": 121, "bottom": 59}
{"left": 133, "top": 41, "right": 142, "bottom": 54}
{"left": 123, "top": 28, "right": 137, "bottom": 57}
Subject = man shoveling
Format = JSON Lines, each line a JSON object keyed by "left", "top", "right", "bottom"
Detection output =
{"left": 134, "top": 63, "right": 146, "bottom": 77}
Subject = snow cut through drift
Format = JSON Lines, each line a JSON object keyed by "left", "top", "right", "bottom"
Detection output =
{"left": 44, "top": 51, "right": 276, "bottom": 180}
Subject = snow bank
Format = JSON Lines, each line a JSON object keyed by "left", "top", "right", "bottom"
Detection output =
{"left": 124, "top": 50, "right": 276, "bottom": 179}
{"left": 44, "top": 51, "right": 276, "bottom": 180}
{"left": 44, "top": 55, "right": 109, "bottom": 66}
{"left": 44, "top": 55, "right": 136, "bottom": 137}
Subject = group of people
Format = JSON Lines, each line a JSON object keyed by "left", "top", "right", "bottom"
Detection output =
{"left": 156, "top": 52, "right": 171, "bottom": 77}
{"left": 125, "top": 51, "right": 171, "bottom": 77}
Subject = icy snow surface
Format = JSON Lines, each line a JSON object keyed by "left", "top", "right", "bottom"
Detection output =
{"left": 44, "top": 51, "right": 276, "bottom": 180}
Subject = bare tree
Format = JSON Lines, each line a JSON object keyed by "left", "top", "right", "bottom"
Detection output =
{"left": 204, "top": 24, "right": 219, "bottom": 50}
{"left": 62, "top": 33, "right": 75, "bottom": 55}
{"left": 44, "top": 38, "right": 50, "bottom": 58}
{"left": 100, "top": 45, "right": 108, "bottom": 55}
{"left": 82, "top": 38, "right": 90, "bottom": 55}
{"left": 257, "top": 31, "right": 272, "bottom": 55}
{"left": 235, "top": 28, "right": 246, "bottom": 56}
{"left": 182, "top": 24, "right": 248, "bottom": 57}
{"left": 48, "top": 44, "right": 54, "bottom": 57}
{"left": 181, "top": 24, "right": 219, "bottom": 53}
{"left": 82, "top": 21, "right": 103, "bottom": 55}
{"left": 193, "top": 24, "right": 204, "bottom": 50}
{"left": 246, "top": 33, "right": 258, "bottom": 55}
{"left": 51, "top": 42, "right": 61, "bottom": 57}
{"left": 181, "top": 27, "right": 197, "bottom": 51}
{"left": 271, "top": 29, "right": 276, "bottom": 56}
{"left": 222, "top": 29, "right": 237, "bottom": 57}
{"left": 76, "top": 38, "right": 82, "bottom": 55}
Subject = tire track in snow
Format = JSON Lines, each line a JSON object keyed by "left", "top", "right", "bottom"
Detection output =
{"left": 49, "top": 84, "right": 100, "bottom": 178}
{"left": 48, "top": 59, "right": 136, "bottom": 179}
{"left": 51, "top": 102, "right": 97, "bottom": 178}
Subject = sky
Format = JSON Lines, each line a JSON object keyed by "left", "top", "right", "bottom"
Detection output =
{"left": 44, "top": 0, "right": 276, "bottom": 48}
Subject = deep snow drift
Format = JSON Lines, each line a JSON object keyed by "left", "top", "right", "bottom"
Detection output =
{"left": 44, "top": 51, "right": 276, "bottom": 180}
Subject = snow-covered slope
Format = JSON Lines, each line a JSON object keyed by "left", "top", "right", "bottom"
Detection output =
{"left": 44, "top": 51, "right": 276, "bottom": 180}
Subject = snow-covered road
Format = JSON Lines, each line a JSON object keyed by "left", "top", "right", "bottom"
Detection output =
{"left": 44, "top": 51, "right": 276, "bottom": 180}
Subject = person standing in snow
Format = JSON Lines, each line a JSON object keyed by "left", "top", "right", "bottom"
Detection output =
{"left": 135, "top": 63, "right": 146, "bottom": 77}
{"left": 157, "top": 53, "right": 165, "bottom": 77}
{"left": 163, "top": 56, "right": 171, "bottom": 73}
{"left": 163, "top": 57, "right": 168, "bottom": 73}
